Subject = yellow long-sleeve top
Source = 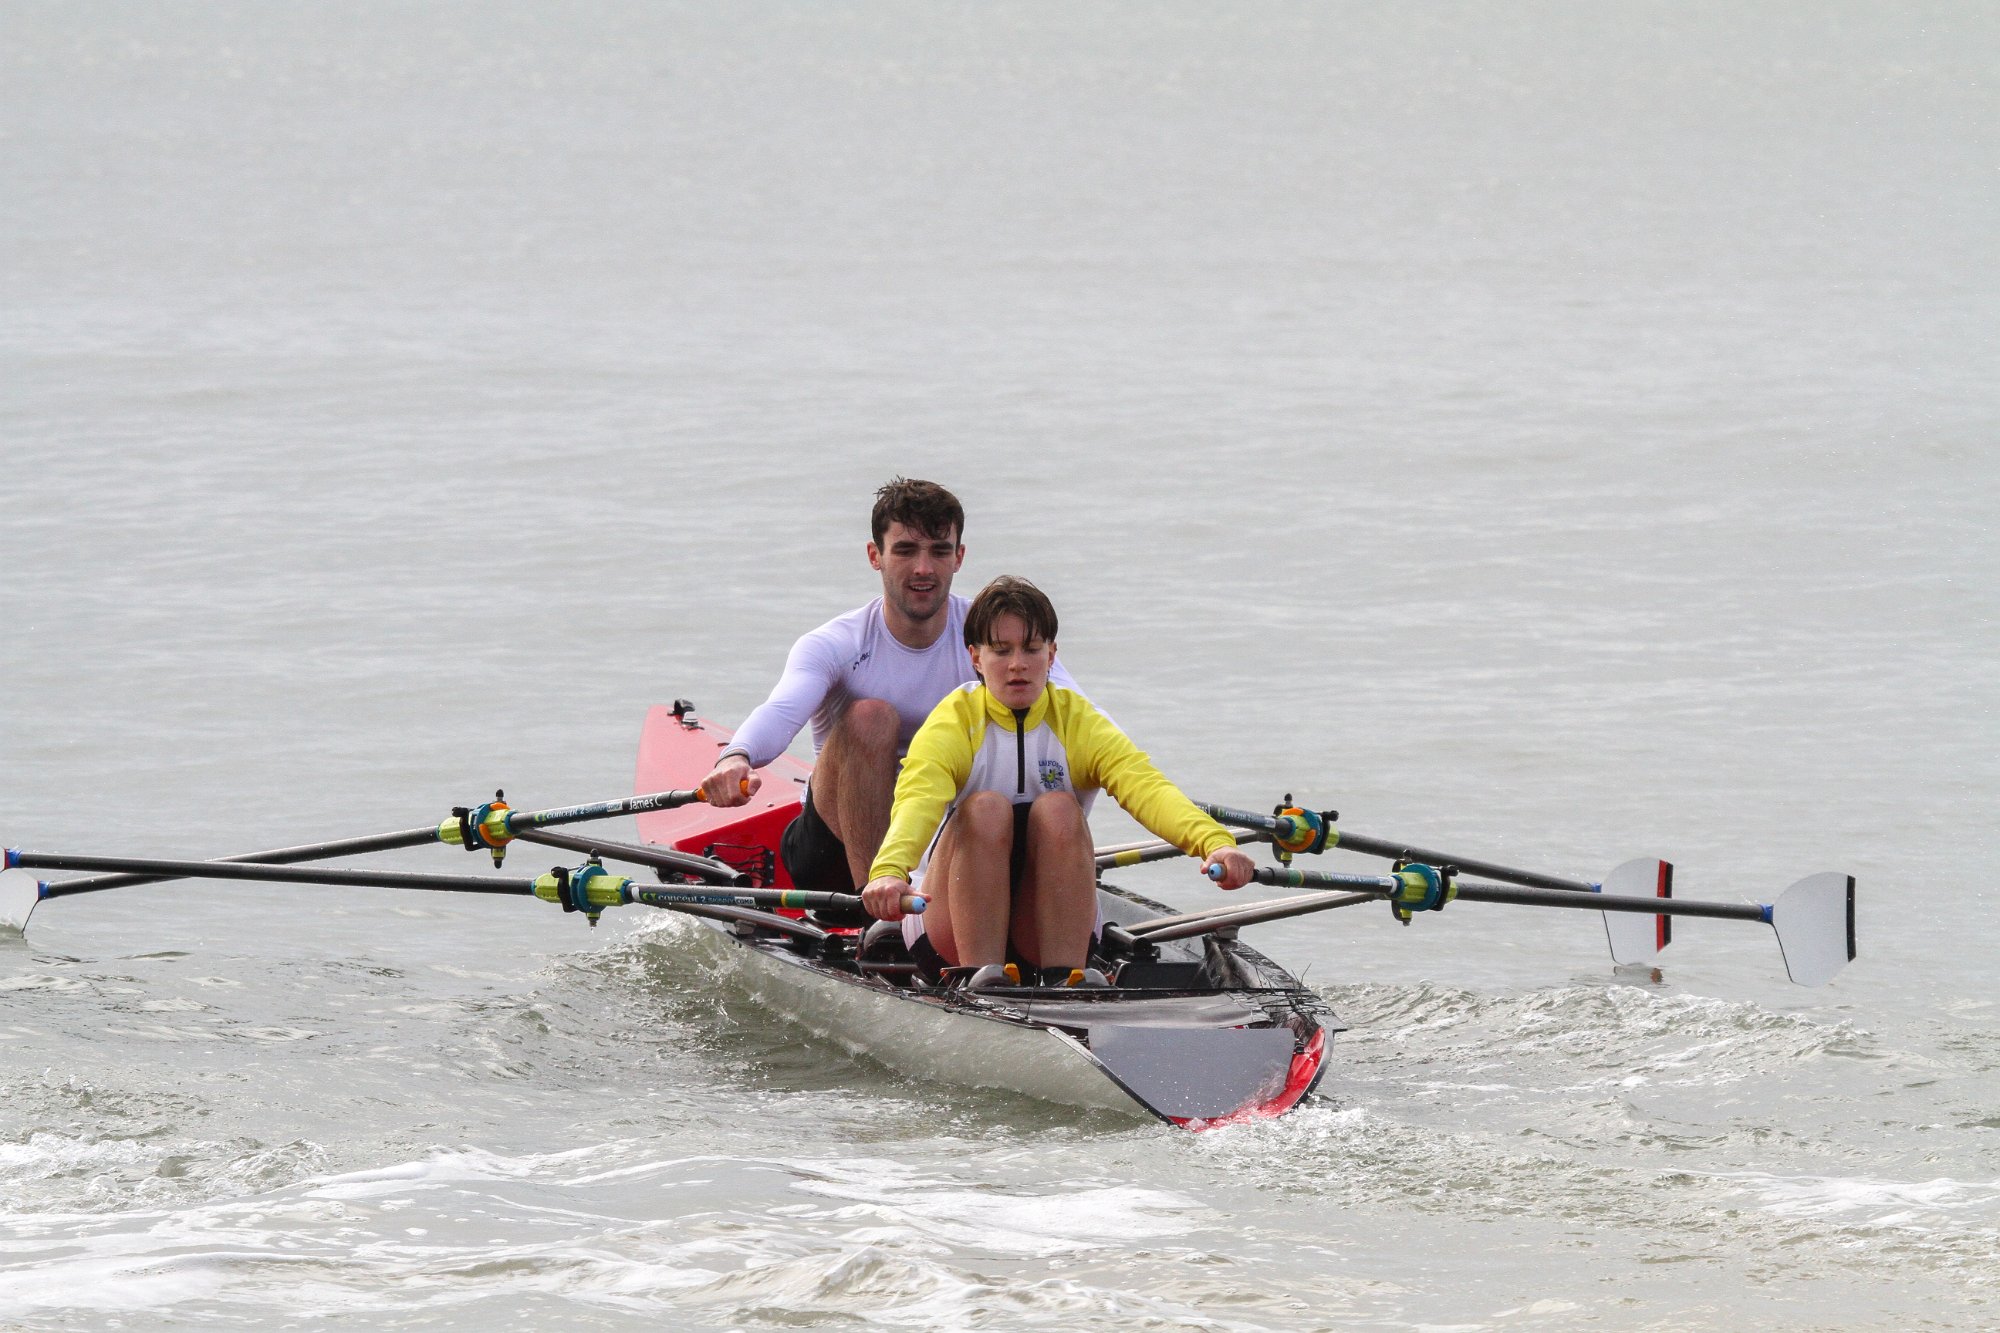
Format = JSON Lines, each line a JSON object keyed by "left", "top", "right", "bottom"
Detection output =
{"left": 869, "top": 682, "right": 1236, "bottom": 885}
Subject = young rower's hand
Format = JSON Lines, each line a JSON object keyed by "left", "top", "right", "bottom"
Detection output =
{"left": 860, "top": 875, "right": 914, "bottom": 921}
{"left": 699, "top": 754, "right": 759, "bottom": 806}
{"left": 1203, "top": 846, "right": 1256, "bottom": 891}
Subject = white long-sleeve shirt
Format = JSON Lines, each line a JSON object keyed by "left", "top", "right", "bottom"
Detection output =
{"left": 722, "top": 594, "right": 1078, "bottom": 768}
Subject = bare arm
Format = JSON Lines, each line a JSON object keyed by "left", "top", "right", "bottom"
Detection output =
{"left": 699, "top": 631, "right": 843, "bottom": 807}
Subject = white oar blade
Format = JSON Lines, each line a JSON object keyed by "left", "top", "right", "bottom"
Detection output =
{"left": 1771, "top": 871, "right": 1857, "bottom": 986}
{"left": 1599, "top": 857, "right": 1673, "bottom": 965}
{"left": 0, "top": 868, "right": 41, "bottom": 938}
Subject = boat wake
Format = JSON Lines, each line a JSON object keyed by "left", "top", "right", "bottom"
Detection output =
{"left": 0, "top": 1069, "right": 332, "bottom": 1219}
{"left": 0, "top": 1139, "right": 1271, "bottom": 1329}
{"left": 1324, "top": 978, "right": 1866, "bottom": 1089}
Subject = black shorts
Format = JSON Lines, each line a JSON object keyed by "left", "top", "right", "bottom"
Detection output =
{"left": 1002, "top": 800, "right": 1031, "bottom": 891}
{"left": 779, "top": 781, "right": 856, "bottom": 894}
{"left": 907, "top": 922, "right": 1032, "bottom": 979}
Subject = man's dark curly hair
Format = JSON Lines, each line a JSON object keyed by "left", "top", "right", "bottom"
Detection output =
{"left": 871, "top": 477, "right": 964, "bottom": 547}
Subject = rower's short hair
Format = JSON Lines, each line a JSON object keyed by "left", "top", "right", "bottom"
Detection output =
{"left": 965, "top": 576, "right": 1058, "bottom": 647}
{"left": 871, "top": 477, "right": 964, "bottom": 547}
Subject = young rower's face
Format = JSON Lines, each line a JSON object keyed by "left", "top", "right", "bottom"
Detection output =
{"left": 868, "top": 520, "right": 964, "bottom": 626}
{"left": 970, "top": 612, "right": 1055, "bottom": 711}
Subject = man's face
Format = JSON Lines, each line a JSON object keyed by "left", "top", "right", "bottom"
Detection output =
{"left": 868, "top": 520, "right": 964, "bottom": 624}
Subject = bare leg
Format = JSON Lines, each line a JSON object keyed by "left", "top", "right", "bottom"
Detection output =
{"left": 1014, "top": 792, "right": 1096, "bottom": 970}
{"left": 809, "top": 698, "right": 900, "bottom": 886}
{"left": 923, "top": 791, "right": 1015, "bottom": 968}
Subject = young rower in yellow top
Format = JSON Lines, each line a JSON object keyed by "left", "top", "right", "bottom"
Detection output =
{"left": 860, "top": 576, "right": 1256, "bottom": 987}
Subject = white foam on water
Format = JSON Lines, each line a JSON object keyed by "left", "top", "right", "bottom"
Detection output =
{"left": 1721, "top": 1171, "right": 2000, "bottom": 1230}
{"left": 786, "top": 1158, "right": 1201, "bottom": 1257}
{"left": 0, "top": 1139, "right": 1276, "bottom": 1327}
{"left": 1334, "top": 980, "right": 1866, "bottom": 1092}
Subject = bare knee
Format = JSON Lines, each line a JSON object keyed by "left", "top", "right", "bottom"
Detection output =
{"left": 1028, "top": 791, "right": 1087, "bottom": 846}
{"left": 836, "top": 700, "right": 900, "bottom": 764}
{"left": 957, "top": 790, "right": 1015, "bottom": 846}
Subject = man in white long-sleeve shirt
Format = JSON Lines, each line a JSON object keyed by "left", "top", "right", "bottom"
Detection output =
{"left": 697, "top": 478, "right": 1076, "bottom": 895}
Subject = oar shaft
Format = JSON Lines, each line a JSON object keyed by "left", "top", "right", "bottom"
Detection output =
{"left": 43, "top": 827, "right": 443, "bottom": 898}
{"left": 1203, "top": 804, "right": 1299, "bottom": 838}
{"left": 1202, "top": 801, "right": 1599, "bottom": 894}
{"left": 1135, "top": 892, "right": 1375, "bottom": 943}
{"left": 627, "top": 885, "right": 921, "bottom": 914}
{"left": 1249, "top": 866, "right": 1769, "bottom": 925}
{"left": 41, "top": 788, "right": 709, "bottom": 900}
{"left": 636, "top": 887, "right": 838, "bottom": 911}
{"left": 1251, "top": 866, "right": 1406, "bottom": 894}
{"left": 505, "top": 789, "right": 702, "bottom": 830}
{"left": 1453, "top": 878, "right": 1766, "bottom": 923}
{"left": 1096, "top": 843, "right": 1191, "bottom": 870}
{"left": 1129, "top": 891, "right": 1333, "bottom": 935}
{"left": 511, "top": 827, "right": 744, "bottom": 885}
{"left": 1326, "top": 830, "right": 1595, "bottom": 894}
{"left": 10, "top": 851, "right": 533, "bottom": 896}
{"left": 1096, "top": 830, "right": 1269, "bottom": 871}
{"left": 9, "top": 849, "right": 923, "bottom": 916}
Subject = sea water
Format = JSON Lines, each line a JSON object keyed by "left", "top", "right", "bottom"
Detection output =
{"left": 3, "top": 4, "right": 1995, "bottom": 1328}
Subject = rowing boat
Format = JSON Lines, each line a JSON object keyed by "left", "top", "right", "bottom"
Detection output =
{"left": 0, "top": 701, "right": 1857, "bottom": 1132}
{"left": 622, "top": 702, "right": 1337, "bottom": 1128}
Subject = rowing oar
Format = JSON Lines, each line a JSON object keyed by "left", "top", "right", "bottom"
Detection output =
{"left": 1202, "top": 802, "right": 1593, "bottom": 891}
{"left": 1200, "top": 802, "right": 1675, "bottom": 965}
{"left": 1095, "top": 829, "right": 1271, "bottom": 872}
{"left": 0, "top": 850, "right": 922, "bottom": 933}
{"left": 508, "top": 827, "right": 747, "bottom": 885}
{"left": 36, "top": 784, "right": 743, "bottom": 900}
{"left": 1211, "top": 863, "right": 1857, "bottom": 987}
{"left": 1126, "top": 890, "right": 1375, "bottom": 944}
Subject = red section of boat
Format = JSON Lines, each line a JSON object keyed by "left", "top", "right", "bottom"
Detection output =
{"left": 632, "top": 704, "right": 810, "bottom": 885}
{"left": 1170, "top": 1026, "right": 1327, "bottom": 1132}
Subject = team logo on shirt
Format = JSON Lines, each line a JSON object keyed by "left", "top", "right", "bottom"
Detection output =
{"left": 1038, "top": 759, "right": 1067, "bottom": 791}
